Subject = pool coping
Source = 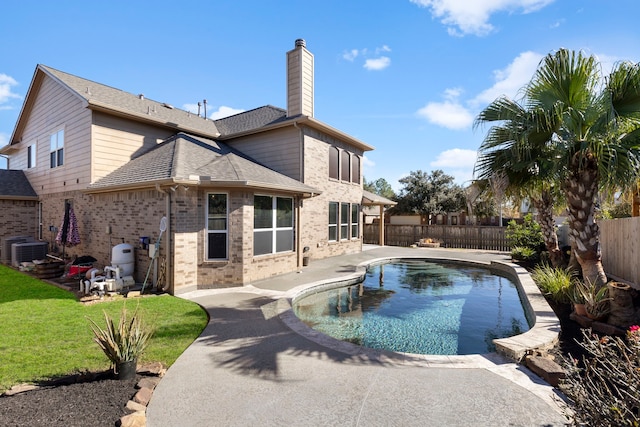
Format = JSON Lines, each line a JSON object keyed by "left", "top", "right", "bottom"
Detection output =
{"left": 278, "top": 255, "right": 560, "bottom": 365}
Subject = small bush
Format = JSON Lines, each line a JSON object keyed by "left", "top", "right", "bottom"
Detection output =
{"left": 510, "top": 246, "right": 538, "bottom": 262}
{"left": 560, "top": 327, "right": 640, "bottom": 426}
{"left": 506, "top": 214, "right": 545, "bottom": 252}
{"left": 531, "top": 265, "right": 575, "bottom": 304}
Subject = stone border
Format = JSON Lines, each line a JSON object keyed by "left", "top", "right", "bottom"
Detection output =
{"left": 279, "top": 256, "right": 560, "bottom": 365}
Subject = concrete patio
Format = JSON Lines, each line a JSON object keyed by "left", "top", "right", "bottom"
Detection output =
{"left": 146, "top": 246, "right": 568, "bottom": 426}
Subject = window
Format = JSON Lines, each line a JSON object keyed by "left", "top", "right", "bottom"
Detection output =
{"left": 340, "top": 202, "right": 349, "bottom": 240}
{"left": 254, "top": 195, "right": 294, "bottom": 255}
{"left": 206, "top": 193, "right": 227, "bottom": 259}
{"left": 329, "top": 147, "right": 339, "bottom": 179}
{"left": 328, "top": 202, "right": 338, "bottom": 241}
{"left": 351, "top": 155, "right": 360, "bottom": 184}
{"left": 351, "top": 204, "right": 359, "bottom": 239}
{"left": 28, "top": 144, "right": 36, "bottom": 168}
{"left": 341, "top": 151, "right": 350, "bottom": 182}
{"left": 50, "top": 129, "right": 64, "bottom": 168}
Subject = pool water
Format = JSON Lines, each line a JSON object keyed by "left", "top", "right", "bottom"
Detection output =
{"left": 293, "top": 260, "right": 530, "bottom": 355}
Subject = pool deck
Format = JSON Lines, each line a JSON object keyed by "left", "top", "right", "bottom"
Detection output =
{"left": 146, "top": 246, "right": 568, "bottom": 426}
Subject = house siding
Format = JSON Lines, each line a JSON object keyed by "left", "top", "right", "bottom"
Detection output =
{"left": 91, "top": 112, "right": 174, "bottom": 183}
{"left": 18, "top": 76, "right": 92, "bottom": 195}
{"left": 225, "top": 127, "right": 302, "bottom": 180}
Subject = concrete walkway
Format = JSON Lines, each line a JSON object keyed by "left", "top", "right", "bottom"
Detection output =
{"left": 146, "top": 246, "right": 568, "bottom": 426}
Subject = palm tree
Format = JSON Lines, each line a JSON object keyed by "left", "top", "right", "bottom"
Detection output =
{"left": 525, "top": 49, "right": 640, "bottom": 286}
{"left": 475, "top": 96, "right": 565, "bottom": 267}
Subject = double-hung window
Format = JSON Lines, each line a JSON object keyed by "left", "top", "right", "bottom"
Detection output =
{"left": 328, "top": 202, "right": 338, "bottom": 241}
{"left": 254, "top": 195, "right": 294, "bottom": 255}
{"left": 340, "top": 203, "right": 349, "bottom": 240}
{"left": 351, "top": 204, "right": 359, "bottom": 239}
{"left": 206, "top": 193, "right": 228, "bottom": 259}
{"left": 50, "top": 129, "right": 64, "bottom": 168}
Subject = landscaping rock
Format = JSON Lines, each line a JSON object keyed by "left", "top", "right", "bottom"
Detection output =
{"left": 118, "top": 410, "right": 146, "bottom": 427}
{"left": 137, "top": 377, "right": 160, "bottom": 390}
{"left": 126, "top": 399, "right": 147, "bottom": 413}
{"left": 3, "top": 384, "right": 39, "bottom": 396}
{"left": 525, "top": 355, "right": 565, "bottom": 387}
{"left": 133, "top": 387, "right": 153, "bottom": 406}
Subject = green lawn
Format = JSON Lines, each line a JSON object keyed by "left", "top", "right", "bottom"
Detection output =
{"left": 0, "top": 264, "right": 208, "bottom": 392}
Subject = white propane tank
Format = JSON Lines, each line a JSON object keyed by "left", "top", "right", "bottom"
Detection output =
{"left": 111, "top": 243, "right": 135, "bottom": 277}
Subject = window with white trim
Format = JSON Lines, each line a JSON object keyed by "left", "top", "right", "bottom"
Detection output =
{"left": 206, "top": 193, "right": 228, "bottom": 259}
{"left": 28, "top": 144, "right": 36, "bottom": 168}
{"left": 254, "top": 195, "right": 294, "bottom": 255}
{"left": 351, "top": 204, "right": 359, "bottom": 239}
{"left": 340, "top": 202, "right": 349, "bottom": 240}
{"left": 50, "top": 129, "right": 64, "bottom": 168}
{"left": 328, "top": 202, "right": 338, "bottom": 241}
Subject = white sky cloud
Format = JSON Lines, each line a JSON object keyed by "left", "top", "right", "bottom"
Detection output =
{"left": 0, "top": 74, "right": 20, "bottom": 106}
{"left": 182, "top": 104, "right": 245, "bottom": 120}
{"left": 410, "top": 0, "right": 555, "bottom": 36}
{"left": 344, "top": 46, "right": 391, "bottom": 70}
{"left": 471, "top": 50, "right": 543, "bottom": 105}
{"left": 208, "top": 106, "right": 245, "bottom": 120}
{"left": 416, "top": 87, "right": 474, "bottom": 130}
{"left": 364, "top": 56, "right": 391, "bottom": 71}
{"left": 343, "top": 49, "right": 361, "bottom": 61}
{"left": 430, "top": 148, "right": 477, "bottom": 168}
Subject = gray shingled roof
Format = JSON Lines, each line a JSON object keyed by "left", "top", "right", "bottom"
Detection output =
{"left": 0, "top": 170, "right": 38, "bottom": 199}
{"left": 40, "top": 65, "right": 221, "bottom": 138}
{"left": 214, "top": 105, "right": 289, "bottom": 135}
{"left": 362, "top": 189, "right": 397, "bottom": 205}
{"left": 89, "top": 133, "right": 320, "bottom": 195}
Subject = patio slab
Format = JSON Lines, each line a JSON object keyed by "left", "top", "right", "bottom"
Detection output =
{"left": 146, "top": 246, "right": 568, "bottom": 426}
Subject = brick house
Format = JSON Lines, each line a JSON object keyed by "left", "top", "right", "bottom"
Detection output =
{"left": 0, "top": 39, "right": 373, "bottom": 294}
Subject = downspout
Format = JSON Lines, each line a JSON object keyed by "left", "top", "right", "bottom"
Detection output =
{"left": 155, "top": 184, "right": 172, "bottom": 294}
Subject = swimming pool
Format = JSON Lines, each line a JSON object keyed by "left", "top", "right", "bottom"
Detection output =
{"left": 293, "top": 260, "right": 531, "bottom": 355}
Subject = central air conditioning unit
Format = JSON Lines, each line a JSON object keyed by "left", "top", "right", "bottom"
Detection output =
{"left": 11, "top": 241, "right": 48, "bottom": 267}
{"left": 2, "top": 236, "right": 35, "bottom": 264}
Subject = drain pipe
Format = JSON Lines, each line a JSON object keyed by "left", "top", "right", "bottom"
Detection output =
{"left": 155, "top": 184, "right": 172, "bottom": 294}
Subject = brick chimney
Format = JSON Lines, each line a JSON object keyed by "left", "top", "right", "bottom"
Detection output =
{"left": 286, "top": 39, "right": 314, "bottom": 118}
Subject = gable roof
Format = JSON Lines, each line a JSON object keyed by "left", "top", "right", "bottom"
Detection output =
{"left": 6, "top": 65, "right": 221, "bottom": 148}
{"left": 214, "top": 105, "right": 289, "bottom": 135}
{"left": 88, "top": 133, "right": 320, "bottom": 196}
{"left": 362, "top": 190, "right": 397, "bottom": 206}
{"left": 0, "top": 170, "right": 38, "bottom": 200}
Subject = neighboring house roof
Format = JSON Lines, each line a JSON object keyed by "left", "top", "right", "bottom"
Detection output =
{"left": 362, "top": 190, "right": 397, "bottom": 206}
{"left": 88, "top": 133, "right": 321, "bottom": 197}
{"left": 5, "top": 65, "right": 221, "bottom": 149}
{"left": 0, "top": 170, "right": 38, "bottom": 200}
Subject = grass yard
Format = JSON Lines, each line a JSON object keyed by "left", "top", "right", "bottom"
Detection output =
{"left": 0, "top": 264, "right": 208, "bottom": 392}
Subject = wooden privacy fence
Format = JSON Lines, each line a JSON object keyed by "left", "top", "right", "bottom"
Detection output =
{"left": 363, "top": 224, "right": 510, "bottom": 251}
{"left": 600, "top": 217, "right": 640, "bottom": 286}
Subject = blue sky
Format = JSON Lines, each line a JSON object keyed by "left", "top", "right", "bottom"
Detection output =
{"left": 1, "top": 1, "right": 639, "bottom": 191}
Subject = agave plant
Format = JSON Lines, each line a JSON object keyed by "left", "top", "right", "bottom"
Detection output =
{"left": 87, "top": 305, "right": 153, "bottom": 364}
{"left": 576, "top": 281, "right": 611, "bottom": 320}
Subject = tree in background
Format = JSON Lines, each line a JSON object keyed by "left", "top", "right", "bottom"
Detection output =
{"left": 363, "top": 177, "right": 396, "bottom": 200}
{"left": 392, "top": 170, "right": 466, "bottom": 222}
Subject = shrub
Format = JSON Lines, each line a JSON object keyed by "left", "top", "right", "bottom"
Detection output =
{"left": 530, "top": 265, "right": 575, "bottom": 304}
{"left": 510, "top": 246, "right": 538, "bottom": 262}
{"left": 506, "top": 214, "right": 545, "bottom": 252}
{"left": 560, "top": 327, "right": 640, "bottom": 426}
